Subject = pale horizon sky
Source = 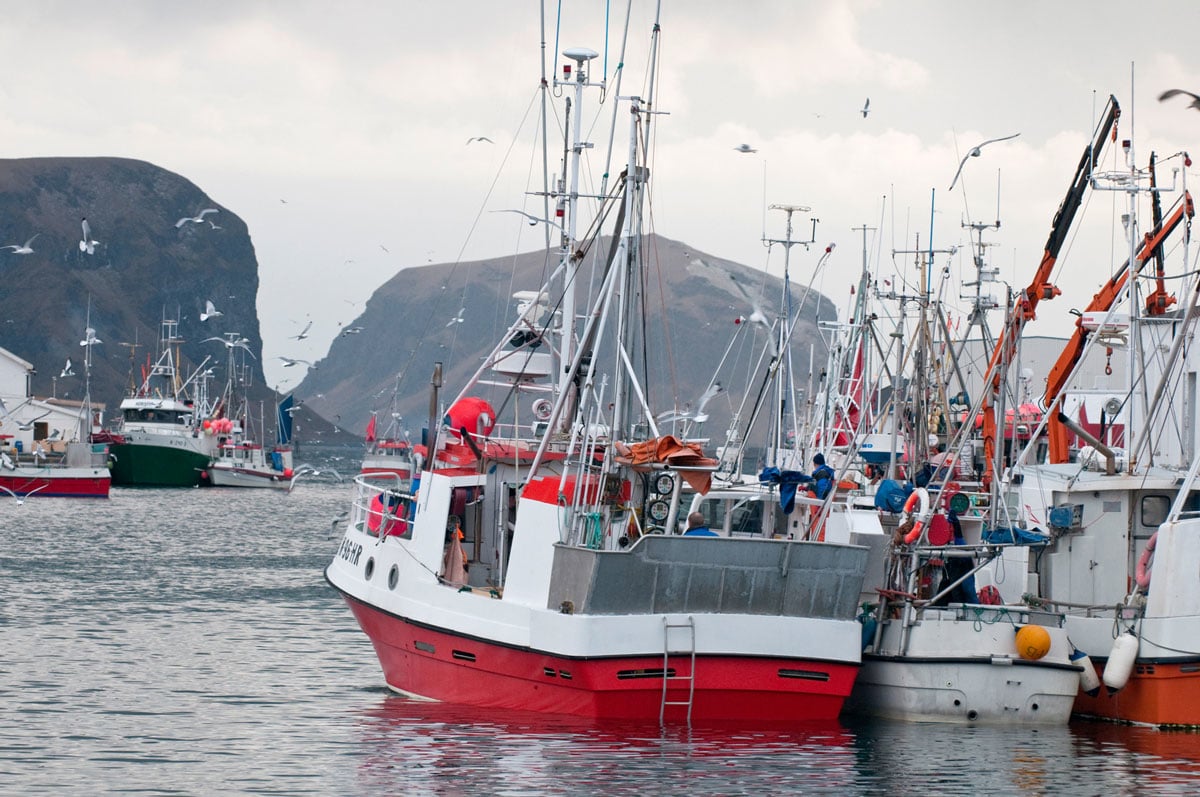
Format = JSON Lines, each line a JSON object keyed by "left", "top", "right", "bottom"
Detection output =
{"left": 1, "top": 1, "right": 1199, "bottom": 391}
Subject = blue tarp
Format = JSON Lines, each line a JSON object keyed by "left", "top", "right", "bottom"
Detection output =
{"left": 982, "top": 526, "right": 1050, "bottom": 546}
{"left": 873, "top": 479, "right": 911, "bottom": 513}
{"left": 758, "top": 466, "right": 812, "bottom": 514}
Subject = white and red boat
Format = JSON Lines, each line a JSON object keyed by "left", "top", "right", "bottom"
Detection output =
{"left": 326, "top": 20, "right": 869, "bottom": 724}
{"left": 0, "top": 440, "right": 110, "bottom": 498}
{"left": 360, "top": 413, "right": 418, "bottom": 482}
{"left": 0, "top": 332, "right": 110, "bottom": 498}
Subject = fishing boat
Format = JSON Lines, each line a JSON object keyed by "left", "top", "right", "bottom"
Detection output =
{"left": 205, "top": 336, "right": 296, "bottom": 489}
{"left": 1003, "top": 128, "right": 1200, "bottom": 726}
{"left": 0, "top": 330, "right": 111, "bottom": 498}
{"left": 360, "top": 409, "right": 419, "bottom": 481}
{"left": 102, "top": 317, "right": 219, "bottom": 487}
{"left": 326, "top": 15, "right": 870, "bottom": 723}
{"left": 207, "top": 436, "right": 293, "bottom": 489}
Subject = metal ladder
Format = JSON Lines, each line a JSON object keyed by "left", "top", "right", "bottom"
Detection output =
{"left": 660, "top": 615, "right": 696, "bottom": 724}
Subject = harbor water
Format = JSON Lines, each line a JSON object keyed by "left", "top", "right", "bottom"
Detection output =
{"left": 3, "top": 474, "right": 1200, "bottom": 796}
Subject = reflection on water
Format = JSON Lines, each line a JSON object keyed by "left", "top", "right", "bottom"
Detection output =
{"left": 2, "top": 475, "right": 1200, "bottom": 796}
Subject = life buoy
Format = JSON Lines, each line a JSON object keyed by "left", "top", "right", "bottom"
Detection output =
{"left": 367, "top": 493, "right": 406, "bottom": 537}
{"left": 902, "top": 487, "right": 930, "bottom": 544}
{"left": 1135, "top": 531, "right": 1157, "bottom": 590}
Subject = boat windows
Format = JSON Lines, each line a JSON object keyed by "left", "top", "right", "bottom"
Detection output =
{"left": 729, "top": 499, "right": 764, "bottom": 535}
{"left": 1141, "top": 495, "right": 1171, "bottom": 529}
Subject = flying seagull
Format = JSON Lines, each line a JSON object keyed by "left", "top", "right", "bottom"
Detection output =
{"left": 733, "top": 143, "right": 757, "bottom": 154}
{"left": 466, "top": 136, "right": 494, "bottom": 144}
{"left": 17, "top": 410, "right": 51, "bottom": 431}
{"left": 340, "top": 326, "right": 364, "bottom": 337}
{"left": 2, "top": 234, "right": 38, "bottom": 254}
{"left": 277, "top": 356, "right": 314, "bottom": 368}
{"left": 0, "top": 483, "right": 46, "bottom": 504}
{"left": 80, "top": 327, "right": 102, "bottom": 347}
{"left": 490, "top": 209, "right": 564, "bottom": 230}
{"left": 202, "top": 335, "right": 256, "bottom": 359}
{"left": 60, "top": 358, "right": 74, "bottom": 378}
{"left": 861, "top": 98, "right": 870, "bottom": 118}
{"left": 1158, "top": 89, "right": 1200, "bottom": 110}
{"left": 446, "top": 308, "right": 465, "bottom": 327}
{"left": 290, "top": 320, "right": 312, "bottom": 341}
{"left": 200, "top": 300, "right": 223, "bottom": 322}
{"left": 79, "top": 218, "right": 99, "bottom": 254}
{"left": 948, "top": 132, "right": 1021, "bottom": 191}
{"left": 175, "top": 208, "right": 219, "bottom": 228}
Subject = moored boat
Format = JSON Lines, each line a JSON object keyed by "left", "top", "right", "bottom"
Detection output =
{"left": 326, "top": 15, "right": 871, "bottom": 724}
{"left": 104, "top": 318, "right": 218, "bottom": 487}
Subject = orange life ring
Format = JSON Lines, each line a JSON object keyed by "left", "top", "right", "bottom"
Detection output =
{"left": 1135, "top": 531, "right": 1158, "bottom": 590}
{"left": 902, "top": 487, "right": 930, "bottom": 544}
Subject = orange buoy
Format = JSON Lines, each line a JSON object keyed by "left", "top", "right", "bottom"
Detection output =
{"left": 1015, "top": 625, "right": 1051, "bottom": 660}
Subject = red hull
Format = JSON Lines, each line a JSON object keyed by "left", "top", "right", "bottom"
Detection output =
{"left": 0, "top": 473, "right": 110, "bottom": 498}
{"left": 342, "top": 593, "right": 859, "bottom": 723}
{"left": 1075, "top": 659, "right": 1200, "bottom": 727}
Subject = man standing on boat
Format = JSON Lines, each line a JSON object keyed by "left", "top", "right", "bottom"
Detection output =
{"left": 683, "top": 511, "right": 718, "bottom": 536}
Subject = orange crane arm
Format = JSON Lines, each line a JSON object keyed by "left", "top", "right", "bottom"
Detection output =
{"left": 980, "top": 96, "right": 1120, "bottom": 486}
{"left": 1044, "top": 191, "right": 1195, "bottom": 462}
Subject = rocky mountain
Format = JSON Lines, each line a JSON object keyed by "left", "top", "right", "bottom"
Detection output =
{"left": 294, "top": 234, "right": 838, "bottom": 447}
{"left": 0, "top": 157, "right": 837, "bottom": 451}
{"left": 0, "top": 156, "right": 347, "bottom": 443}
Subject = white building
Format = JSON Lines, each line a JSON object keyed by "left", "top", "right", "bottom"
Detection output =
{"left": 0, "top": 346, "right": 104, "bottom": 454}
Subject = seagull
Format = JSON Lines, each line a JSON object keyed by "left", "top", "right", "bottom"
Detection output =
{"left": 948, "top": 132, "right": 1021, "bottom": 191}
{"left": 0, "top": 483, "right": 46, "bottom": 504}
{"left": 200, "top": 300, "right": 223, "bottom": 322}
{"left": 380, "top": 244, "right": 389, "bottom": 253}
{"left": 728, "top": 274, "right": 777, "bottom": 355}
{"left": 861, "top": 98, "right": 870, "bottom": 118}
{"left": 1, "top": 233, "right": 38, "bottom": 254}
{"left": 79, "top": 217, "right": 99, "bottom": 254}
{"left": 60, "top": 358, "right": 74, "bottom": 378}
{"left": 290, "top": 321, "right": 312, "bottom": 341}
{"left": 1159, "top": 89, "right": 1200, "bottom": 110}
{"left": 466, "top": 136, "right": 494, "bottom": 144}
{"left": 446, "top": 308, "right": 465, "bottom": 327}
{"left": 340, "top": 326, "right": 364, "bottom": 337}
{"left": 489, "top": 209, "right": 564, "bottom": 230}
{"left": 175, "top": 208, "right": 219, "bottom": 228}
{"left": 277, "top": 356, "right": 314, "bottom": 368}
{"left": 202, "top": 335, "right": 256, "bottom": 359}
{"left": 80, "top": 327, "right": 102, "bottom": 347}
{"left": 208, "top": 219, "right": 222, "bottom": 230}
{"left": 733, "top": 143, "right": 757, "bottom": 154}
{"left": 17, "top": 410, "right": 52, "bottom": 430}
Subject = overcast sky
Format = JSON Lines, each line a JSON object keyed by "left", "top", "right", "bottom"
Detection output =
{"left": 2, "top": 1, "right": 1199, "bottom": 390}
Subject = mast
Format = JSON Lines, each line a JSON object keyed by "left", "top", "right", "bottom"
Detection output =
{"left": 762, "top": 203, "right": 817, "bottom": 466}
{"left": 553, "top": 46, "right": 600, "bottom": 432}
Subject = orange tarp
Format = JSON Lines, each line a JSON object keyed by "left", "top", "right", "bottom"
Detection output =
{"left": 615, "top": 435, "right": 716, "bottom": 494}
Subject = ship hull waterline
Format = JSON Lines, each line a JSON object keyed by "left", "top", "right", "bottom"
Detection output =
{"left": 109, "top": 443, "right": 212, "bottom": 487}
{"left": 335, "top": 586, "right": 860, "bottom": 723}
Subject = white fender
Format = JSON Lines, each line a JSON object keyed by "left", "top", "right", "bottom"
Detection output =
{"left": 1071, "top": 649, "right": 1102, "bottom": 697}
{"left": 1102, "top": 632, "right": 1139, "bottom": 694}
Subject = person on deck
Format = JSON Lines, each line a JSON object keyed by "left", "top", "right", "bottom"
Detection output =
{"left": 683, "top": 511, "right": 718, "bottom": 536}
{"left": 810, "top": 453, "right": 836, "bottom": 500}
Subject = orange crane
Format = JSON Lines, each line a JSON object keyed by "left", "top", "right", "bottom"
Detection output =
{"left": 978, "top": 96, "right": 1120, "bottom": 487}
{"left": 1043, "top": 189, "right": 1194, "bottom": 461}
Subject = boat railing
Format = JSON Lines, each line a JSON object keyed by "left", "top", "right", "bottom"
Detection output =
{"left": 352, "top": 472, "right": 417, "bottom": 539}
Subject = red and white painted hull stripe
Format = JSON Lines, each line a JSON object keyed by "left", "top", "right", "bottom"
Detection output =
{"left": 339, "top": 591, "right": 859, "bottom": 722}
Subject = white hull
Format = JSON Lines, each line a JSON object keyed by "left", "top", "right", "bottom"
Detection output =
{"left": 207, "top": 463, "right": 289, "bottom": 489}
{"left": 847, "top": 606, "right": 1080, "bottom": 724}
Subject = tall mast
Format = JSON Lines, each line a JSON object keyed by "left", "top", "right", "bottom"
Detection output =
{"left": 554, "top": 46, "right": 600, "bottom": 431}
